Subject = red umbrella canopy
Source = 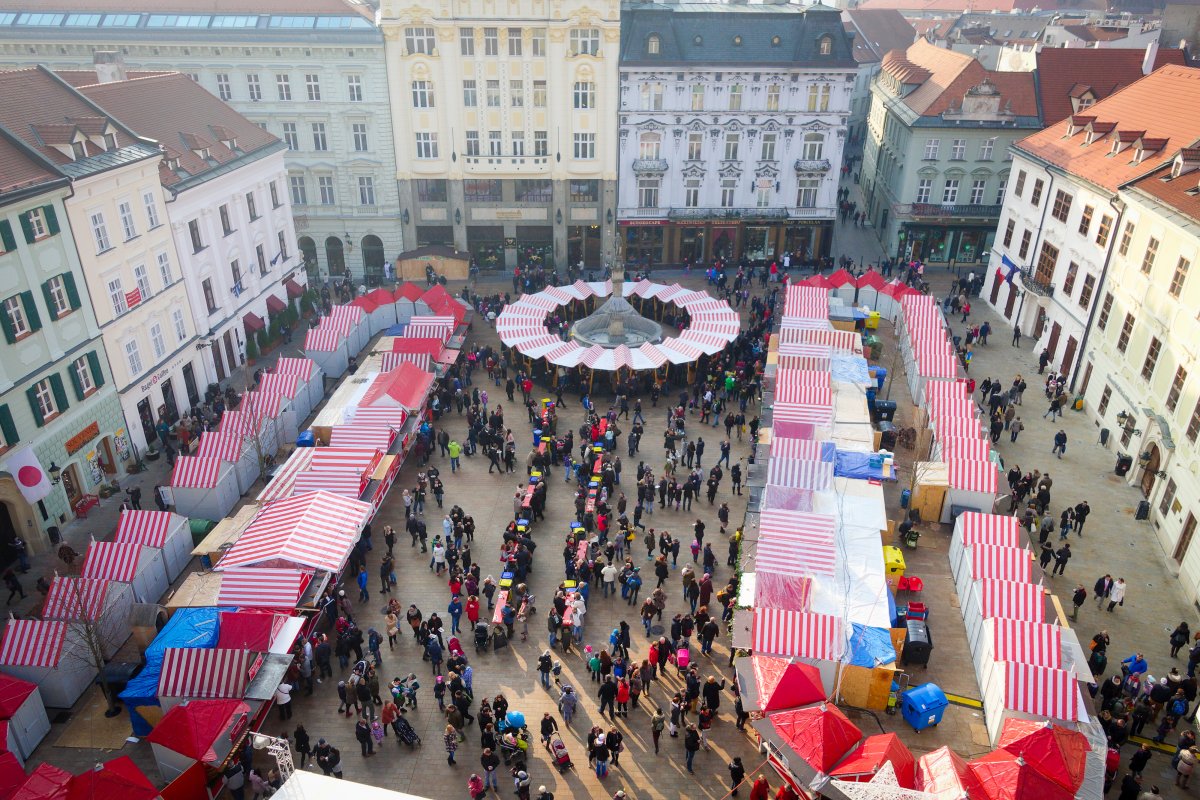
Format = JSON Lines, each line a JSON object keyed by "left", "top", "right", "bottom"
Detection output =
{"left": 917, "top": 746, "right": 985, "bottom": 799}
{"left": 13, "top": 763, "right": 73, "bottom": 800}
{"left": 996, "top": 718, "right": 1090, "bottom": 793}
{"left": 830, "top": 733, "right": 916, "bottom": 788}
{"left": 770, "top": 703, "right": 863, "bottom": 773}
{"left": 967, "top": 750, "right": 1075, "bottom": 800}
{"left": 753, "top": 655, "right": 826, "bottom": 712}
{"left": 146, "top": 699, "right": 250, "bottom": 763}
{"left": 65, "top": 756, "right": 158, "bottom": 800}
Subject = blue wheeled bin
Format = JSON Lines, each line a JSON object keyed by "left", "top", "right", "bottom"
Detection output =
{"left": 901, "top": 683, "right": 948, "bottom": 732}
{"left": 900, "top": 488, "right": 912, "bottom": 508}
{"left": 296, "top": 430, "right": 315, "bottom": 447}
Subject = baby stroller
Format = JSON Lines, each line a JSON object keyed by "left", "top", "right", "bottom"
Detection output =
{"left": 474, "top": 621, "right": 491, "bottom": 653}
{"left": 499, "top": 728, "right": 530, "bottom": 767}
{"left": 393, "top": 713, "right": 422, "bottom": 748}
{"left": 548, "top": 733, "right": 572, "bottom": 773}
{"left": 447, "top": 636, "right": 465, "bottom": 658}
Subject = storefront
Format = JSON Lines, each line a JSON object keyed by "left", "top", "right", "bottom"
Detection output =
{"left": 467, "top": 226, "right": 505, "bottom": 271}
{"left": 622, "top": 221, "right": 667, "bottom": 266}
{"left": 899, "top": 223, "right": 995, "bottom": 265}
{"left": 567, "top": 225, "right": 602, "bottom": 267}
{"left": 516, "top": 225, "right": 555, "bottom": 269}
{"left": 619, "top": 217, "right": 832, "bottom": 266}
{"left": 122, "top": 352, "right": 204, "bottom": 453}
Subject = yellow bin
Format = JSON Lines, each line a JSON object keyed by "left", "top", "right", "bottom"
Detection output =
{"left": 883, "top": 546, "right": 906, "bottom": 582}
{"left": 866, "top": 311, "right": 881, "bottom": 330}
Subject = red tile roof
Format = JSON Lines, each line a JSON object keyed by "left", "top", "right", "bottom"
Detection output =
{"left": 882, "top": 38, "right": 1037, "bottom": 118}
{"left": 1035, "top": 47, "right": 1188, "bottom": 126}
{"left": 1127, "top": 159, "right": 1200, "bottom": 225}
{"left": 0, "top": 130, "right": 62, "bottom": 196}
{"left": 1017, "top": 65, "right": 1200, "bottom": 192}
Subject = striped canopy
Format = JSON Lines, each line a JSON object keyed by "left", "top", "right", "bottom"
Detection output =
{"left": 196, "top": 432, "right": 245, "bottom": 463}
{"left": 114, "top": 510, "right": 175, "bottom": 548}
{"left": 217, "top": 491, "right": 372, "bottom": 573}
{"left": 159, "top": 648, "right": 253, "bottom": 699}
{"left": 381, "top": 352, "right": 432, "bottom": 372}
{"left": 770, "top": 438, "right": 836, "bottom": 462}
{"left": 969, "top": 545, "right": 1032, "bottom": 584}
{"left": 256, "top": 372, "right": 300, "bottom": 399}
{"left": 218, "top": 568, "right": 310, "bottom": 608}
{"left": 170, "top": 456, "right": 224, "bottom": 489}
{"left": 991, "top": 618, "right": 1062, "bottom": 668}
{"left": 271, "top": 357, "right": 316, "bottom": 380}
{"left": 752, "top": 608, "right": 845, "bottom": 661}
{"left": 766, "top": 457, "right": 834, "bottom": 491}
{"left": 978, "top": 579, "right": 1045, "bottom": 623}
{"left": 82, "top": 541, "right": 143, "bottom": 583}
{"left": 1003, "top": 662, "right": 1082, "bottom": 722}
{"left": 0, "top": 620, "right": 66, "bottom": 667}
{"left": 42, "top": 577, "right": 109, "bottom": 621}
{"left": 329, "top": 425, "right": 395, "bottom": 451}
{"left": 956, "top": 512, "right": 1022, "bottom": 547}
{"left": 304, "top": 326, "right": 345, "bottom": 352}
{"left": 948, "top": 459, "right": 998, "bottom": 493}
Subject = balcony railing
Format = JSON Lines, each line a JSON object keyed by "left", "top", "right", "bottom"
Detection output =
{"left": 668, "top": 207, "right": 789, "bottom": 220}
{"left": 618, "top": 208, "right": 666, "bottom": 219}
{"left": 794, "top": 158, "right": 832, "bottom": 172}
{"left": 897, "top": 203, "right": 1004, "bottom": 219}
{"left": 1023, "top": 276, "right": 1055, "bottom": 297}
{"left": 632, "top": 158, "right": 669, "bottom": 173}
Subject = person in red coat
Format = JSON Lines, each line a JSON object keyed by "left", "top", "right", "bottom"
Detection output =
{"left": 774, "top": 783, "right": 799, "bottom": 800}
{"left": 749, "top": 774, "right": 771, "bottom": 800}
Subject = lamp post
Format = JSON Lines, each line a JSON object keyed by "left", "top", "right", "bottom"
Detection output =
{"left": 252, "top": 733, "right": 295, "bottom": 782}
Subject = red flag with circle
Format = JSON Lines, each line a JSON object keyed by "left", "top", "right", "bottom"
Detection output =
{"left": 5, "top": 446, "right": 51, "bottom": 503}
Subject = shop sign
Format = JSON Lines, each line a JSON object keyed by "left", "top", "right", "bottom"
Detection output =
{"left": 139, "top": 353, "right": 191, "bottom": 394}
{"left": 114, "top": 427, "right": 131, "bottom": 461}
{"left": 65, "top": 421, "right": 99, "bottom": 455}
{"left": 674, "top": 220, "right": 707, "bottom": 227}
{"left": 496, "top": 211, "right": 523, "bottom": 220}
{"left": 85, "top": 449, "right": 103, "bottom": 485}
{"left": 503, "top": 237, "right": 518, "bottom": 247}
{"left": 617, "top": 219, "right": 668, "bottom": 226}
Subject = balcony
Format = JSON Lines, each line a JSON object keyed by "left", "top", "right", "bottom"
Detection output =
{"left": 668, "top": 207, "right": 789, "bottom": 221}
{"left": 632, "top": 158, "right": 668, "bottom": 173}
{"left": 794, "top": 158, "right": 832, "bottom": 172}
{"left": 898, "top": 203, "right": 1004, "bottom": 220}
{"left": 618, "top": 208, "right": 666, "bottom": 219}
{"left": 1023, "top": 276, "right": 1055, "bottom": 297}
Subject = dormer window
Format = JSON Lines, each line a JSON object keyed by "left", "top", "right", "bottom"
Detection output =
{"left": 71, "top": 141, "right": 86, "bottom": 159}
{"left": 1110, "top": 139, "right": 1121, "bottom": 155}
{"left": 1172, "top": 159, "right": 1183, "bottom": 179}
{"left": 167, "top": 157, "right": 181, "bottom": 171}
{"left": 221, "top": 137, "right": 237, "bottom": 150}
{"left": 104, "top": 132, "right": 118, "bottom": 150}
{"left": 1132, "top": 147, "right": 1145, "bottom": 164}
{"left": 818, "top": 36, "right": 832, "bottom": 55}
{"left": 647, "top": 34, "right": 660, "bottom": 55}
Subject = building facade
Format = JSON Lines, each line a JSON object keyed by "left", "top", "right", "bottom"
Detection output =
{"left": 73, "top": 69, "right": 302, "bottom": 388}
{"left": 0, "top": 0, "right": 400, "bottom": 285}
{"left": 860, "top": 39, "right": 1039, "bottom": 265}
{"left": 380, "top": 0, "right": 619, "bottom": 271}
{"left": 616, "top": 2, "right": 855, "bottom": 267}
{"left": 842, "top": 9, "right": 916, "bottom": 149}
{"left": 0, "top": 133, "right": 128, "bottom": 551}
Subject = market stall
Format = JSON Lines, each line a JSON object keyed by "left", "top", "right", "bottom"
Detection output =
{"left": 304, "top": 325, "right": 351, "bottom": 380}
{"left": 242, "top": 391, "right": 298, "bottom": 454}
{"left": 0, "top": 620, "right": 95, "bottom": 709}
{"left": 144, "top": 698, "right": 250, "bottom": 786}
{"left": 157, "top": 647, "right": 254, "bottom": 713}
{"left": 216, "top": 491, "right": 372, "bottom": 574}
{"left": 392, "top": 282, "right": 424, "bottom": 323}
{"left": 268, "top": 357, "right": 325, "bottom": 421}
{"left": 0, "top": 675, "right": 50, "bottom": 765}
{"left": 195, "top": 432, "right": 259, "bottom": 497}
{"left": 169, "top": 456, "right": 239, "bottom": 522}
{"left": 216, "top": 568, "right": 311, "bottom": 610}
{"left": 352, "top": 288, "right": 399, "bottom": 337}
{"left": 734, "top": 655, "right": 826, "bottom": 715}
{"left": 81, "top": 539, "right": 170, "bottom": 605}
{"left": 219, "top": 408, "right": 281, "bottom": 471}
{"left": 114, "top": 510, "right": 192, "bottom": 582}
{"left": 41, "top": 576, "right": 134, "bottom": 657}
{"left": 752, "top": 703, "right": 862, "bottom": 798}
{"left": 948, "top": 512, "right": 1023, "bottom": 578}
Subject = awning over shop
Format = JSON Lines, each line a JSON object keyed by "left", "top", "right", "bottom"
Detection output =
{"left": 243, "top": 312, "right": 265, "bottom": 332}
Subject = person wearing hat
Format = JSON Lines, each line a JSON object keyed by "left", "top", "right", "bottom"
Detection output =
{"left": 535, "top": 788, "right": 554, "bottom": 800}
{"left": 729, "top": 756, "right": 747, "bottom": 796}
{"left": 513, "top": 768, "right": 532, "bottom": 799}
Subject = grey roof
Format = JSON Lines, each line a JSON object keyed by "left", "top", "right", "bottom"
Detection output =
{"left": 620, "top": 2, "right": 857, "bottom": 68}
{"left": 56, "top": 141, "right": 160, "bottom": 178}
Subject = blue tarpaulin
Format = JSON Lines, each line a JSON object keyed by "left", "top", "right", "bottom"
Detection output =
{"left": 847, "top": 623, "right": 897, "bottom": 668}
{"left": 831, "top": 354, "right": 872, "bottom": 386}
{"left": 120, "top": 606, "right": 229, "bottom": 735}
{"left": 834, "top": 450, "right": 897, "bottom": 481}
{"left": 382, "top": 322, "right": 408, "bottom": 337}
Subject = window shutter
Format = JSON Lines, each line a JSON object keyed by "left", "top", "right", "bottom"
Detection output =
{"left": 17, "top": 212, "right": 34, "bottom": 244}
{"left": 0, "top": 405, "right": 17, "bottom": 447}
{"left": 19, "top": 290, "right": 41, "bottom": 333}
{"left": 62, "top": 272, "right": 81, "bottom": 310}
{"left": 68, "top": 360, "right": 84, "bottom": 400}
{"left": 41, "top": 280, "right": 57, "bottom": 317}
{"left": 0, "top": 220, "right": 15, "bottom": 253}
{"left": 48, "top": 373, "right": 69, "bottom": 413}
{"left": 0, "top": 301, "right": 14, "bottom": 344}
{"left": 86, "top": 350, "right": 105, "bottom": 389}
{"left": 26, "top": 386, "right": 44, "bottom": 428}
{"left": 44, "top": 205, "right": 59, "bottom": 236}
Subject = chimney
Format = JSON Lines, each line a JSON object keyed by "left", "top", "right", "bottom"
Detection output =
{"left": 1142, "top": 39, "right": 1159, "bottom": 75}
{"left": 93, "top": 50, "right": 127, "bottom": 83}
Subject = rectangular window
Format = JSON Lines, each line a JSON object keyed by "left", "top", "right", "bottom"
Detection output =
{"left": 723, "top": 133, "right": 739, "bottom": 161}
{"left": 118, "top": 201, "right": 137, "bottom": 240}
{"left": 352, "top": 123, "right": 368, "bottom": 152}
{"left": 1096, "top": 214, "right": 1113, "bottom": 247}
{"left": 1189, "top": 399, "right": 1200, "bottom": 443}
{"left": 1034, "top": 241, "right": 1058, "bottom": 284}
{"left": 1097, "top": 292, "right": 1113, "bottom": 330}
{"left": 464, "top": 180, "right": 501, "bottom": 202}
{"left": 32, "top": 378, "right": 57, "bottom": 421}
{"left": 691, "top": 84, "right": 704, "bottom": 111}
{"left": 415, "top": 132, "right": 439, "bottom": 159}
{"left": 133, "top": 262, "right": 152, "bottom": 300}
{"left": 766, "top": 85, "right": 780, "bottom": 111}
{"left": 640, "top": 83, "right": 663, "bottom": 110}
{"left": 270, "top": 181, "right": 280, "bottom": 208}
{"left": 304, "top": 73, "right": 321, "bottom": 101}
{"left": 756, "top": 186, "right": 771, "bottom": 208}
{"left": 257, "top": 244, "right": 268, "bottom": 276}
{"left": 1030, "top": 178, "right": 1044, "bottom": 207}
{"left": 219, "top": 203, "right": 233, "bottom": 235}
{"left": 72, "top": 355, "right": 95, "bottom": 397}
{"left": 950, "top": 138, "right": 966, "bottom": 160}
{"left": 510, "top": 80, "right": 524, "bottom": 107}
{"left": 1160, "top": 478, "right": 1178, "bottom": 516}
{"left": 463, "top": 80, "right": 477, "bottom": 107}
{"left": 915, "top": 179, "right": 932, "bottom": 204}
{"left": 44, "top": 275, "right": 70, "bottom": 317}
{"left": 531, "top": 29, "right": 546, "bottom": 56}
{"left": 1168, "top": 367, "right": 1187, "bottom": 412}
{"left": 311, "top": 123, "right": 328, "bottom": 151}
{"left": 405, "top": 27, "right": 436, "bottom": 55}
{"left": 573, "top": 133, "right": 595, "bottom": 160}
{"left": 289, "top": 175, "right": 307, "bottom": 206}
{"left": 1078, "top": 205, "right": 1094, "bottom": 237}
{"left": 1079, "top": 274, "right": 1095, "bottom": 310}
{"left": 995, "top": 179, "right": 1007, "bottom": 206}
{"left": 1003, "top": 219, "right": 1015, "bottom": 248}
{"left": 215, "top": 73, "right": 231, "bottom": 100}
{"left": 460, "top": 27, "right": 475, "bottom": 56}
{"left": 483, "top": 28, "right": 498, "bottom": 56}
{"left": 720, "top": 178, "right": 736, "bottom": 208}
{"left": 979, "top": 138, "right": 995, "bottom": 160}
{"left": 2, "top": 296, "right": 28, "bottom": 338}
{"left": 108, "top": 278, "right": 127, "bottom": 316}
{"left": 282, "top": 122, "right": 298, "bottom": 151}
{"left": 760, "top": 133, "right": 776, "bottom": 162}
{"left": 573, "top": 82, "right": 594, "bottom": 109}
{"left": 1063, "top": 261, "right": 1078, "bottom": 295}
{"left": 202, "top": 278, "right": 217, "bottom": 314}
{"left": 90, "top": 212, "right": 110, "bottom": 253}
{"left": 465, "top": 131, "right": 480, "bottom": 156}
{"left": 684, "top": 179, "right": 700, "bottom": 208}
{"left": 124, "top": 340, "right": 142, "bottom": 376}
{"left": 1118, "top": 221, "right": 1135, "bottom": 256}
{"left": 278, "top": 231, "right": 288, "bottom": 260}
{"left": 172, "top": 308, "right": 186, "bottom": 342}
{"left": 276, "top": 73, "right": 291, "bottom": 100}
{"left": 143, "top": 191, "right": 161, "bottom": 229}
{"left": 486, "top": 80, "right": 501, "bottom": 107}
{"left": 1142, "top": 237, "right": 1159, "bottom": 274}
{"left": 569, "top": 180, "right": 598, "bottom": 203}
{"left": 488, "top": 131, "right": 502, "bottom": 156}
{"left": 637, "top": 177, "right": 659, "bottom": 209}
{"left": 1117, "top": 313, "right": 1135, "bottom": 353}
{"left": 797, "top": 179, "right": 819, "bottom": 208}
{"left": 358, "top": 177, "right": 376, "bottom": 206}
{"left": 1050, "top": 190, "right": 1072, "bottom": 223}
{"left": 411, "top": 80, "right": 434, "bottom": 108}
{"left": 511, "top": 132, "right": 524, "bottom": 156}
{"left": 687, "top": 132, "right": 703, "bottom": 161}
{"left": 570, "top": 28, "right": 600, "bottom": 56}
{"left": 1171, "top": 256, "right": 1190, "bottom": 297}
{"left": 347, "top": 75, "right": 363, "bottom": 102}
{"left": 508, "top": 27, "right": 522, "bottom": 56}
{"left": 229, "top": 260, "right": 241, "bottom": 294}
{"left": 941, "top": 179, "right": 959, "bottom": 204}
{"left": 728, "top": 84, "right": 743, "bottom": 111}
{"left": 533, "top": 81, "right": 547, "bottom": 107}
{"left": 1018, "top": 229, "right": 1032, "bottom": 260}
{"left": 149, "top": 322, "right": 166, "bottom": 360}
{"left": 969, "top": 179, "right": 985, "bottom": 205}
{"left": 1014, "top": 170, "right": 1026, "bottom": 198}
{"left": 923, "top": 138, "right": 939, "bottom": 160}
{"left": 1098, "top": 385, "right": 1111, "bottom": 416}
{"left": 318, "top": 175, "right": 335, "bottom": 205}
{"left": 534, "top": 131, "right": 548, "bottom": 157}
{"left": 247, "top": 73, "right": 262, "bottom": 101}
{"left": 1141, "top": 336, "right": 1161, "bottom": 380}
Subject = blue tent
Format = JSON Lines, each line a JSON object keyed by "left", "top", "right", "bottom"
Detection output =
{"left": 846, "top": 623, "right": 897, "bottom": 669}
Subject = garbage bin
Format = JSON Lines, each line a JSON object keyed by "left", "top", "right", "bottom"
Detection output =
{"left": 874, "top": 366, "right": 887, "bottom": 391}
{"left": 866, "top": 311, "right": 881, "bottom": 330}
{"left": 875, "top": 400, "right": 898, "bottom": 422}
{"left": 902, "top": 619, "right": 933, "bottom": 668}
{"left": 901, "top": 683, "right": 949, "bottom": 731}
{"left": 1136, "top": 500, "right": 1150, "bottom": 520}
{"left": 883, "top": 546, "right": 906, "bottom": 583}
{"left": 878, "top": 421, "right": 897, "bottom": 451}
{"left": 1115, "top": 453, "right": 1133, "bottom": 477}
{"left": 900, "top": 488, "right": 912, "bottom": 508}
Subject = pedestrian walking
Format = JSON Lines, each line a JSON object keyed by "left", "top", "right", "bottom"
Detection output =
{"left": 1052, "top": 429, "right": 1068, "bottom": 458}
{"left": 651, "top": 707, "right": 665, "bottom": 754}
{"left": 1053, "top": 543, "right": 1071, "bottom": 576}
{"left": 683, "top": 724, "right": 700, "bottom": 774}
{"left": 1108, "top": 578, "right": 1127, "bottom": 612}
{"left": 729, "top": 757, "right": 747, "bottom": 796}
{"left": 1095, "top": 574, "right": 1114, "bottom": 608}
{"left": 444, "top": 724, "right": 459, "bottom": 765}
{"left": 1009, "top": 417, "right": 1024, "bottom": 442}
{"left": 1071, "top": 585, "right": 1086, "bottom": 621}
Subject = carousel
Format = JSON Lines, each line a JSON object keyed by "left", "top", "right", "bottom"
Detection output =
{"left": 494, "top": 276, "right": 740, "bottom": 393}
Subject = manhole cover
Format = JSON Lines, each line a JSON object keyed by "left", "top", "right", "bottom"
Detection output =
{"left": 650, "top": 625, "right": 665, "bottom": 636}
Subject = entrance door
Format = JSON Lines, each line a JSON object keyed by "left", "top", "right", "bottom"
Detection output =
{"left": 990, "top": 277, "right": 1001, "bottom": 305}
{"left": 1175, "top": 513, "right": 1197, "bottom": 564}
{"left": 1062, "top": 336, "right": 1078, "bottom": 377}
{"left": 137, "top": 397, "right": 156, "bottom": 446}
{"left": 161, "top": 378, "right": 179, "bottom": 424}
{"left": 1047, "top": 322, "right": 1062, "bottom": 360}
{"left": 1034, "top": 307, "right": 1047, "bottom": 339}
{"left": 61, "top": 464, "right": 82, "bottom": 506}
{"left": 213, "top": 340, "right": 227, "bottom": 382}
{"left": 0, "top": 503, "right": 15, "bottom": 571}
{"left": 182, "top": 363, "right": 200, "bottom": 408}
{"left": 1004, "top": 284, "right": 1017, "bottom": 318}
{"left": 98, "top": 437, "right": 116, "bottom": 475}
{"left": 1141, "top": 444, "right": 1161, "bottom": 497}
{"left": 224, "top": 331, "right": 237, "bottom": 374}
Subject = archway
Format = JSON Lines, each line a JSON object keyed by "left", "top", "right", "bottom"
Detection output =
{"left": 361, "top": 235, "right": 384, "bottom": 286}
{"left": 1141, "top": 443, "right": 1161, "bottom": 498}
{"left": 0, "top": 477, "right": 43, "bottom": 554}
{"left": 299, "top": 236, "right": 318, "bottom": 276}
{"left": 324, "top": 236, "right": 346, "bottom": 277}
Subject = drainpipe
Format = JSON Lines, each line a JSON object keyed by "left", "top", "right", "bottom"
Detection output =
{"left": 1069, "top": 194, "right": 1125, "bottom": 392}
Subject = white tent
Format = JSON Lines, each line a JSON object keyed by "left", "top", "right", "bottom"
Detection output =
{"left": 961, "top": 577, "right": 1046, "bottom": 654}
{"left": 168, "top": 456, "right": 239, "bottom": 522}
{"left": 40, "top": 576, "right": 134, "bottom": 658}
{"left": 81, "top": 538, "right": 170, "bottom": 605}
{"left": 352, "top": 289, "right": 399, "bottom": 337}
{"left": 0, "top": 620, "right": 96, "bottom": 709}
{"left": 981, "top": 660, "right": 1089, "bottom": 745}
{"left": 195, "top": 432, "right": 259, "bottom": 496}
{"left": 392, "top": 283, "right": 424, "bottom": 324}
{"left": 241, "top": 392, "right": 298, "bottom": 454}
{"left": 952, "top": 544, "right": 1033, "bottom": 600}
{"left": 329, "top": 304, "right": 369, "bottom": 355}
{"left": 269, "top": 357, "right": 325, "bottom": 421}
{"left": 114, "top": 510, "right": 192, "bottom": 582}
{"left": 304, "top": 325, "right": 351, "bottom": 379}
{"left": 0, "top": 674, "right": 50, "bottom": 765}
{"left": 949, "top": 512, "right": 1023, "bottom": 578}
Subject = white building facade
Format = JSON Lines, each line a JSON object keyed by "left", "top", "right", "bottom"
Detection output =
{"left": 617, "top": 2, "right": 856, "bottom": 267}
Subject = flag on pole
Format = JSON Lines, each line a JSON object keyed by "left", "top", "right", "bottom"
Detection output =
{"left": 4, "top": 446, "right": 52, "bottom": 503}
{"left": 997, "top": 253, "right": 1021, "bottom": 284}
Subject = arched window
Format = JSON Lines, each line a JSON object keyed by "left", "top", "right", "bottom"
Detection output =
{"left": 818, "top": 36, "right": 832, "bottom": 55}
{"left": 298, "top": 236, "right": 318, "bottom": 272}
{"left": 639, "top": 132, "right": 662, "bottom": 160}
{"left": 802, "top": 132, "right": 825, "bottom": 161}
{"left": 647, "top": 34, "right": 660, "bottom": 55}
{"left": 361, "top": 235, "right": 384, "bottom": 284}
{"left": 324, "top": 235, "right": 346, "bottom": 276}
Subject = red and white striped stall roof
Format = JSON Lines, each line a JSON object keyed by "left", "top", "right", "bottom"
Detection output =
{"left": 992, "top": 619, "right": 1062, "bottom": 668}
{"left": 917, "top": 352, "right": 959, "bottom": 379}
{"left": 680, "top": 298, "right": 726, "bottom": 313}
{"left": 256, "top": 372, "right": 300, "bottom": 399}
{"left": 652, "top": 283, "right": 688, "bottom": 303}
{"left": 545, "top": 341, "right": 586, "bottom": 367}
{"left": 512, "top": 294, "right": 558, "bottom": 312}
{"left": 310, "top": 448, "right": 382, "bottom": 473}
{"left": 947, "top": 459, "right": 998, "bottom": 493}
{"left": 114, "top": 510, "right": 174, "bottom": 548}
{"left": 578, "top": 345, "right": 607, "bottom": 369}
{"left": 776, "top": 343, "right": 832, "bottom": 371}
{"left": 770, "top": 438, "right": 836, "bottom": 462}
{"left": 926, "top": 395, "right": 977, "bottom": 420}
{"left": 773, "top": 402, "right": 834, "bottom": 426}
{"left": 256, "top": 447, "right": 315, "bottom": 504}
{"left": 636, "top": 342, "right": 667, "bottom": 369}
{"left": 672, "top": 290, "right": 712, "bottom": 308}
{"left": 329, "top": 425, "right": 395, "bottom": 451}
{"left": 978, "top": 579, "right": 1045, "bottom": 623}
{"left": 217, "top": 491, "right": 373, "bottom": 572}
{"left": 939, "top": 437, "right": 991, "bottom": 461}
{"left": 218, "top": 410, "right": 258, "bottom": 439}
{"left": 304, "top": 326, "right": 344, "bottom": 352}
{"left": 784, "top": 286, "right": 830, "bottom": 319}
{"left": 81, "top": 541, "right": 142, "bottom": 583}
{"left": 752, "top": 609, "right": 844, "bottom": 660}
{"left": 933, "top": 418, "right": 983, "bottom": 439}
{"left": 42, "top": 577, "right": 109, "bottom": 620}
{"left": 381, "top": 352, "right": 432, "bottom": 372}
{"left": 0, "top": 620, "right": 66, "bottom": 667}
{"left": 756, "top": 533, "right": 837, "bottom": 577}
{"left": 923, "top": 379, "right": 969, "bottom": 403}
{"left": 241, "top": 392, "right": 285, "bottom": 419}
{"left": 678, "top": 330, "right": 733, "bottom": 354}
{"left": 328, "top": 305, "right": 365, "bottom": 326}
{"left": 196, "top": 432, "right": 245, "bottom": 463}
{"left": 345, "top": 406, "right": 407, "bottom": 428}
{"left": 1003, "top": 662, "right": 1080, "bottom": 721}
{"left": 658, "top": 338, "right": 704, "bottom": 364}
{"left": 170, "top": 456, "right": 223, "bottom": 489}
{"left": 957, "top": 513, "right": 1022, "bottom": 546}
{"left": 690, "top": 320, "right": 740, "bottom": 339}
{"left": 505, "top": 330, "right": 554, "bottom": 351}
{"left": 541, "top": 286, "right": 575, "bottom": 305}
{"left": 797, "top": 328, "right": 863, "bottom": 353}
{"left": 969, "top": 545, "right": 1032, "bottom": 584}
{"left": 520, "top": 335, "right": 568, "bottom": 360}
{"left": 292, "top": 470, "right": 366, "bottom": 499}
{"left": 774, "top": 369, "right": 832, "bottom": 405}
{"left": 218, "top": 568, "right": 310, "bottom": 608}
{"left": 766, "top": 458, "right": 834, "bottom": 491}
{"left": 158, "top": 648, "right": 253, "bottom": 699}
{"left": 272, "top": 357, "right": 316, "bottom": 380}
{"left": 406, "top": 316, "right": 455, "bottom": 340}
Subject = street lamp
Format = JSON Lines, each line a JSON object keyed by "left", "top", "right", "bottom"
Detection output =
{"left": 251, "top": 733, "right": 295, "bottom": 782}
